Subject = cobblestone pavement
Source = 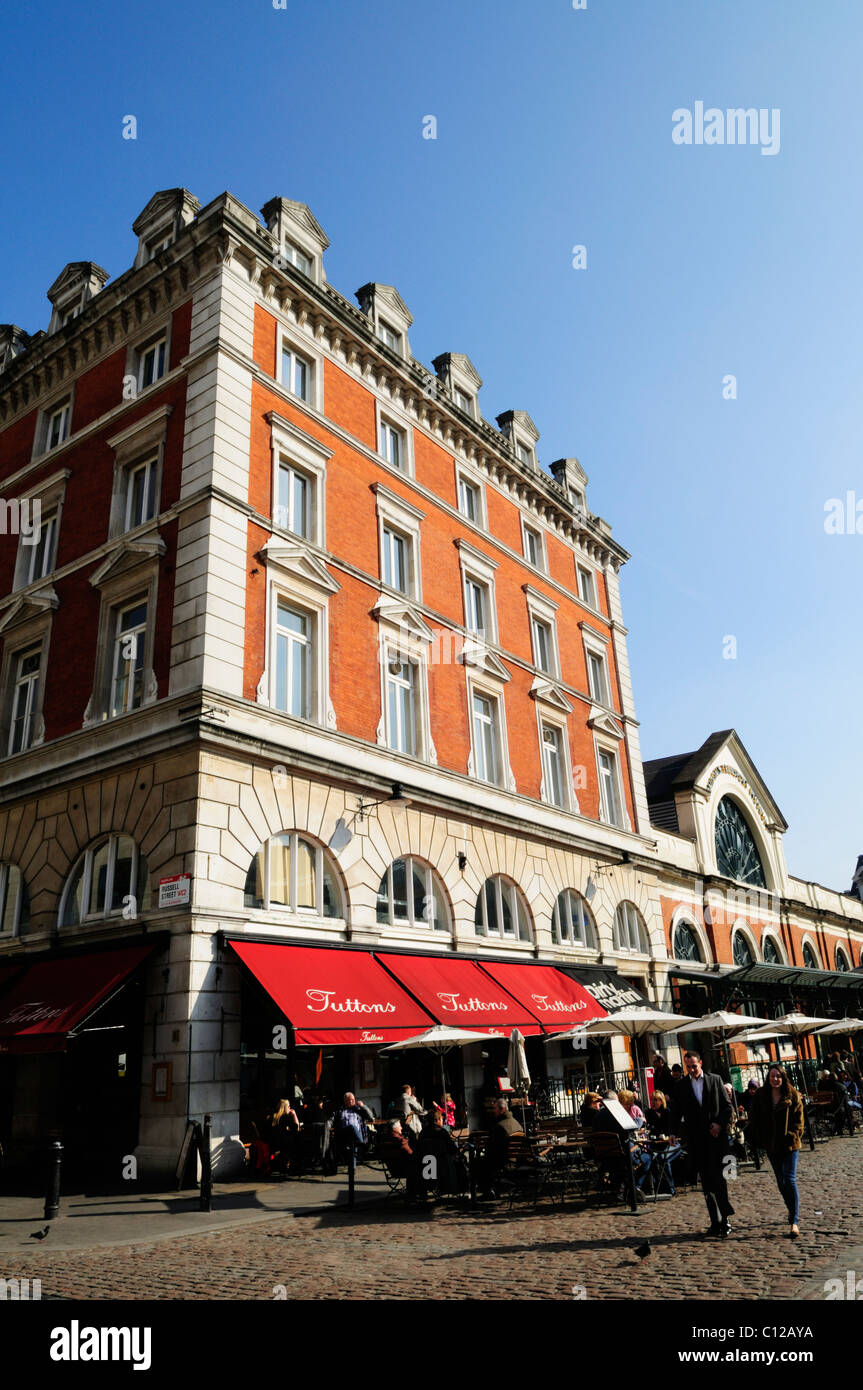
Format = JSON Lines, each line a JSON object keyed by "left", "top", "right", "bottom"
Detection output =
{"left": 7, "top": 1136, "right": 863, "bottom": 1301}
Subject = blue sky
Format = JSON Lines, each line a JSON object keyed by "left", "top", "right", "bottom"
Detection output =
{"left": 1, "top": 0, "right": 860, "bottom": 892}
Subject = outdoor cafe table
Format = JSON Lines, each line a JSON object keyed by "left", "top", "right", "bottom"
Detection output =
{"left": 638, "top": 1135, "right": 682, "bottom": 1197}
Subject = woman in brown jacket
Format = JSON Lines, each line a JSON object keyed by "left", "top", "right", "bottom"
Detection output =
{"left": 749, "top": 1065, "right": 804, "bottom": 1238}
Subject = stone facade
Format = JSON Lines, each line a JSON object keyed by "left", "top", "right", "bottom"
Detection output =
{"left": 1, "top": 186, "right": 861, "bottom": 1182}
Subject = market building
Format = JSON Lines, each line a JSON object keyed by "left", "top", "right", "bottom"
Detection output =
{"left": 0, "top": 187, "right": 861, "bottom": 1181}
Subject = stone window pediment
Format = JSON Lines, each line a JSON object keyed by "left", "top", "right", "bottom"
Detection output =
{"left": 587, "top": 706, "right": 624, "bottom": 738}
{"left": 259, "top": 540, "right": 339, "bottom": 596}
{"left": 530, "top": 677, "right": 572, "bottom": 713}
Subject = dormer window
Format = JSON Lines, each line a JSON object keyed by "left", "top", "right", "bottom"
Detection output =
{"left": 261, "top": 197, "right": 329, "bottom": 286}
{"left": 497, "top": 410, "right": 540, "bottom": 471}
{"left": 0, "top": 326, "right": 30, "bottom": 375}
{"left": 146, "top": 231, "right": 174, "bottom": 260}
{"left": 283, "top": 239, "right": 313, "bottom": 276}
{"left": 132, "top": 189, "right": 200, "bottom": 271}
{"left": 378, "top": 320, "right": 402, "bottom": 352}
{"left": 357, "top": 283, "right": 413, "bottom": 359}
{"left": 432, "top": 353, "right": 482, "bottom": 420}
{"left": 550, "top": 457, "right": 589, "bottom": 514}
{"left": 46, "top": 262, "right": 109, "bottom": 335}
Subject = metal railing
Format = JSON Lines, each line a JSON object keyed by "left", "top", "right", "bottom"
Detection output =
{"left": 532, "top": 1072, "right": 637, "bottom": 1121}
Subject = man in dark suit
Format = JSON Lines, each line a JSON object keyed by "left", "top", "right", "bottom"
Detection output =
{"left": 674, "top": 1051, "right": 735, "bottom": 1238}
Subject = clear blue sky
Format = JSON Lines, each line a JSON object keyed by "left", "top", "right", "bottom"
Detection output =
{"left": 2, "top": 0, "right": 860, "bottom": 892}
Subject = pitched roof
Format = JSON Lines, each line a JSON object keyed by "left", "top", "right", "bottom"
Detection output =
{"left": 642, "top": 729, "right": 787, "bottom": 835}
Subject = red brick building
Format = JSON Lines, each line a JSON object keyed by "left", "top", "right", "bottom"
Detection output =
{"left": 0, "top": 188, "right": 860, "bottom": 1177}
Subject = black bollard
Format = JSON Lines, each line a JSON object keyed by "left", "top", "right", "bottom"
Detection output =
{"left": 199, "top": 1113, "right": 213, "bottom": 1211}
{"left": 626, "top": 1142, "right": 639, "bottom": 1214}
{"left": 44, "top": 1140, "right": 63, "bottom": 1222}
{"left": 346, "top": 1129, "right": 356, "bottom": 1210}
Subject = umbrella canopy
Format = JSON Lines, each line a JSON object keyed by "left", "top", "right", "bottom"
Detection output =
{"left": 734, "top": 1028, "right": 787, "bottom": 1044}
{"left": 673, "top": 1010, "right": 772, "bottom": 1035}
{"left": 507, "top": 1028, "right": 531, "bottom": 1089}
{"left": 549, "top": 1007, "right": 699, "bottom": 1042}
{"left": 380, "top": 1024, "right": 491, "bottom": 1054}
{"left": 768, "top": 1012, "right": 833, "bottom": 1037}
{"left": 813, "top": 1017, "right": 863, "bottom": 1036}
{"left": 380, "top": 1025, "right": 492, "bottom": 1128}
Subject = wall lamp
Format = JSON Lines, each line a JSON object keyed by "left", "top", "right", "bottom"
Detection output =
{"left": 356, "top": 783, "right": 412, "bottom": 826}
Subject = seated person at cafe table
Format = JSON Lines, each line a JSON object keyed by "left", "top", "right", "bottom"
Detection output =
{"left": 617, "top": 1089, "right": 646, "bottom": 1126}
{"left": 417, "top": 1110, "right": 465, "bottom": 1194}
{"left": 643, "top": 1092, "right": 683, "bottom": 1194}
{"left": 474, "top": 1099, "right": 523, "bottom": 1196}
{"left": 380, "top": 1120, "right": 422, "bottom": 1198}
{"left": 589, "top": 1091, "right": 653, "bottom": 1197}
{"left": 580, "top": 1092, "right": 605, "bottom": 1129}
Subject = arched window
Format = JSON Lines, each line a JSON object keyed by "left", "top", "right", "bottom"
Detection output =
{"left": 244, "top": 832, "right": 343, "bottom": 918}
{"left": 714, "top": 797, "right": 767, "bottom": 888}
{"left": 376, "top": 858, "right": 449, "bottom": 931}
{"left": 835, "top": 947, "right": 851, "bottom": 973}
{"left": 552, "top": 890, "right": 597, "bottom": 948}
{"left": 672, "top": 920, "right": 703, "bottom": 963}
{"left": 0, "top": 863, "right": 29, "bottom": 937}
{"left": 732, "top": 929, "right": 755, "bottom": 967}
{"left": 475, "top": 876, "right": 532, "bottom": 942}
{"left": 61, "top": 835, "right": 150, "bottom": 927}
{"left": 762, "top": 935, "right": 783, "bottom": 965}
{"left": 613, "top": 901, "right": 649, "bottom": 954}
{"left": 802, "top": 941, "right": 820, "bottom": 970}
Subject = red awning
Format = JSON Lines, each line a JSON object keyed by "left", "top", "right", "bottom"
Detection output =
{"left": 0, "top": 945, "right": 155, "bottom": 1055}
{"left": 478, "top": 961, "right": 609, "bottom": 1034}
{"left": 228, "top": 941, "right": 434, "bottom": 1045}
{"left": 375, "top": 953, "right": 542, "bottom": 1036}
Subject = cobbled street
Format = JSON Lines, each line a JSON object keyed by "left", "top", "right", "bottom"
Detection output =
{"left": 8, "top": 1136, "right": 863, "bottom": 1301}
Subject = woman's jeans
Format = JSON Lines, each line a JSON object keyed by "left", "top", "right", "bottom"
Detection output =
{"left": 768, "top": 1149, "right": 800, "bottom": 1224}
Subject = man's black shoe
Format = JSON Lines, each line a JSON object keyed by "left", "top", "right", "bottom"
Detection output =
{"left": 718, "top": 1221, "right": 732, "bottom": 1238}
{"left": 698, "top": 1223, "right": 723, "bottom": 1240}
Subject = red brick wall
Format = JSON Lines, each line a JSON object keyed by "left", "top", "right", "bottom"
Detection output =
{"left": 0, "top": 302, "right": 192, "bottom": 738}
{"left": 245, "top": 302, "right": 634, "bottom": 823}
